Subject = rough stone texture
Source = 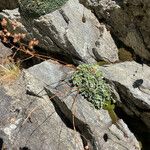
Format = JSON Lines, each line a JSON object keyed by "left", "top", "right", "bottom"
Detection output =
{"left": 0, "top": 9, "right": 32, "bottom": 41}
{"left": 26, "top": 60, "right": 140, "bottom": 150}
{"left": 0, "top": 0, "right": 18, "bottom": 11}
{"left": 19, "top": 0, "right": 118, "bottom": 63}
{"left": 100, "top": 61, "right": 150, "bottom": 130}
{"left": 79, "top": 0, "right": 150, "bottom": 61}
{"left": 0, "top": 42, "right": 12, "bottom": 63}
{"left": 0, "top": 0, "right": 119, "bottom": 64}
{"left": 0, "top": 71, "right": 84, "bottom": 150}
{"left": 0, "top": 9, "right": 21, "bottom": 21}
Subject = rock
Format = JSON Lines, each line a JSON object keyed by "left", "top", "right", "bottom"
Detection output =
{"left": 0, "top": 9, "right": 32, "bottom": 41}
{"left": 0, "top": 60, "right": 140, "bottom": 149}
{"left": 100, "top": 61, "right": 150, "bottom": 130}
{"left": 0, "top": 42, "right": 12, "bottom": 63}
{"left": 26, "top": 60, "right": 140, "bottom": 150}
{"left": 0, "top": 71, "right": 84, "bottom": 149}
{"left": 19, "top": 0, "right": 118, "bottom": 63}
{"left": 0, "top": 8, "right": 21, "bottom": 20}
{"left": 0, "top": 0, "right": 119, "bottom": 64}
{"left": 80, "top": 0, "right": 150, "bottom": 61}
{"left": 0, "top": 0, "right": 18, "bottom": 11}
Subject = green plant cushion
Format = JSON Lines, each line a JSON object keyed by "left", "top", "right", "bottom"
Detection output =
{"left": 19, "top": 0, "right": 68, "bottom": 18}
{"left": 72, "top": 64, "right": 113, "bottom": 109}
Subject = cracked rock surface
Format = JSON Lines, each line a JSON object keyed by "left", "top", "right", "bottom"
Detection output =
{"left": 0, "top": 0, "right": 119, "bottom": 64}
{"left": 0, "top": 0, "right": 150, "bottom": 149}
{"left": 79, "top": 0, "right": 150, "bottom": 61}
{"left": 0, "top": 60, "right": 140, "bottom": 150}
{"left": 0, "top": 42, "right": 12, "bottom": 63}
{"left": 100, "top": 61, "right": 150, "bottom": 130}
{"left": 0, "top": 69, "right": 84, "bottom": 150}
{"left": 2, "top": 60, "right": 140, "bottom": 149}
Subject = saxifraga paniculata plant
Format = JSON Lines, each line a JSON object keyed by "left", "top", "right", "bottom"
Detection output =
{"left": 72, "top": 64, "right": 113, "bottom": 109}
{"left": 19, "top": 0, "right": 68, "bottom": 18}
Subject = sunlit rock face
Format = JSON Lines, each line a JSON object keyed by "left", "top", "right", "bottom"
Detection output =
{"left": 0, "top": 0, "right": 118, "bottom": 64}
{"left": 80, "top": 0, "right": 150, "bottom": 61}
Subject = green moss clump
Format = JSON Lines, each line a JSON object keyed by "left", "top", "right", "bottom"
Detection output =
{"left": 97, "top": 60, "right": 109, "bottom": 66}
{"left": 118, "top": 48, "right": 133, "bottom": 61}
{"left": 19, "top": 0, "right": 68, "bottom": 18}
{"left": 72, "top": 64, "right": 113, "bottom": 109}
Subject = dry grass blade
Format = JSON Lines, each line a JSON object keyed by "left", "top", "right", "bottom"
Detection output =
{"left": 0, "top": 59, "right": 21, "bottom": 84}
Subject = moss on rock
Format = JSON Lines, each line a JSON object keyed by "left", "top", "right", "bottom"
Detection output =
{"left": 118, "top": 48, "right": 133, "bottom": 61}
{"left": 19, "top": 0, "right": 68, "bottom": 18}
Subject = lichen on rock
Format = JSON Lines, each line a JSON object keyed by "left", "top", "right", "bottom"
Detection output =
{"left": 19, "top": 0, "right": 68, "bottom": 17}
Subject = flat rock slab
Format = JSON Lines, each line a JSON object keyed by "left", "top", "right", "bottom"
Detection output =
{"left": 0, "top": 59, "right": 140, "bottom": 150}
{"left": 0, "top": 71, "right": 84, "bottom": 150}
{"left": 0, "top": 0, "right": 118, "bottom": 64}
{"left": 19, "top": 0, "right": 118, "bottom": 63}
{"left": 27, "top": 60, "right": 140, "bottom": 150}
{"left": 0, "top": 42, "right": 12, "bottom": 63}
{"left": 80, "top": 0, "right": 150, "bottom": 61}
{"left": 100, "top": 61, "right": 150, "bottom": 129}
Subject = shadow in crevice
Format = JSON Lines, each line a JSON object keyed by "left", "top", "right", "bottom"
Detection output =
{"left": 115, "top": 106, "right": 150, "bottom": 150}
{"left": 132, "top": 79, "right": 143, "bottom": 88}
{"left": 44, "top": 87, "right": 97, "bottom": 150}
{"left": 110, "top": 81, "right": 150, "bottom": 150}
{"left": 111, "top": 34, "right": 150, "bottom": 66}
{"left": 19, "top": 147, "right": 30, "bottom": 150}
{"left": 0, "top": 138, "right": 3, "bottom": 150}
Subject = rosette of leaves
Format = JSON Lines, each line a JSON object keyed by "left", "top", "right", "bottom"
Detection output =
{"left": 72, "top": 64, "right": 112, "bottom": 109}
{"left": 19, "top": 0, "right": 68, "bottom": 18}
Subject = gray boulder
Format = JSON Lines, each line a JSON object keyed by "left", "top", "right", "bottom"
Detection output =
{"left": 0, "top": 42, "right": 12, "bottom": 63}
{"left": 26, "top": 60, "right": 140, "bottom": 150}
{"left": 0, "top": 9, "right": 32, "bottom": 41}
{"left": 0, "top": 70, "right": 84, "bottom": 150}
{"left": 0, "top": 0, "right": 119, "bottom": 64}
{"left": 0, "top": 60, "right": 140, "bottom": 149}
{"left": 80, "top": 0, "right": 150, "bottom": 61}
{"left": 100, "top": 61, "right": 150, "bottom": 129}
